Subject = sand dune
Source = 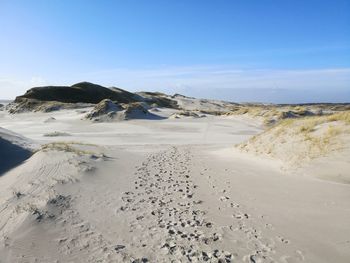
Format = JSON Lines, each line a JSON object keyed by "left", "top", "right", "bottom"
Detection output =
{"left": 238, "top": 111, "right": 350, "bottom": 183}
{"left": 0, "top": 88, "right": 349, "bottom": 262}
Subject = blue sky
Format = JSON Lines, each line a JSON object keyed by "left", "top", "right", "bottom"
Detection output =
{"left": 0, "top": 0, "right": 349, "bottom": 102}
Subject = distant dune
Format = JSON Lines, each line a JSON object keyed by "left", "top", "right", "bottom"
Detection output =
{"left": 15, "top": 82, "right": 139, "bottom": 104}
{"left": 0, "top": 83, "right": 349, "bottom": 262}
{"left": 9, "top": 82, "right": 180, "bottom": 113}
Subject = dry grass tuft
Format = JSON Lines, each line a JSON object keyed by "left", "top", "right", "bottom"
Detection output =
{"left": 238, "top": 110, "right": 350, "bottom": 166}
{"left": 326, "top": 111, "right": 350, "bottom": 124}
{"left": 43, "top": 131, "right": 71, "bottom": 137}
{"left": 40, "top": 141, "right": 97, "bottom": 155}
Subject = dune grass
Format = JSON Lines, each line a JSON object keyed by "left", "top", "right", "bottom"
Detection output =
{"left": 326, "top": 111, "right": 350, "bottom": 124}
{"left": 239, "top": 111, "right": 350, "bottom": 165}
{"left": 43, "top": 131, "right": 71, "bottom": 137}
{"left": 40, "top": 141, "right": 97, "bottom": 155}
{"left": 226, "top": 104, "right": 321, "bottom": 127}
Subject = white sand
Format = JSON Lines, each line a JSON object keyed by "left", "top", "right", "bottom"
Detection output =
{"left": 0, "top": 107, "right": 349, "bottom": 262}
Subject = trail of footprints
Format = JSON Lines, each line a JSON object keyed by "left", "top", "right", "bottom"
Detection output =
{"left": 202, "top": 166, "right": 304, "bottom": 262}
{"left": 117, "top": 147, "right": 303, "bottom": 262}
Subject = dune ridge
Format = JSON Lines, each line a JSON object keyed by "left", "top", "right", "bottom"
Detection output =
{"left": 0, "top": 85, "right": 349, "bottom": 262}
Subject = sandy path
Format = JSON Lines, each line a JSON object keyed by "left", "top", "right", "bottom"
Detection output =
{"left": 1, "top": 110, "right": 349, "bottom": 262}
{"left": 1, "top": 144, "right": 349, "bottom": 262}
{"left": 65, "top": 146, "right": 307, "bottom": 262}
{"left": 114, "top": 146, "right": 283, "bottom": 262}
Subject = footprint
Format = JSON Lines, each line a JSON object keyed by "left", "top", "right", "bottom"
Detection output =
{"left": 277, "top": 235, "right": 290, "bottom": 244}
{"left": 220, "top": 196, "right": 230, "bottom": 202}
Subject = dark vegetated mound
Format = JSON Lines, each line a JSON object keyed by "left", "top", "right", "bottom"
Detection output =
{"left": 85, "top": 99, "right": 123, "bottom": 120}
{"left": 8, "top": 99, "right": 92, "bottom": 113}
{"left": 172, "top": 93, "right": 196, "bottom": 99}
{"left": 12, "top": 82, "right": 180, "bottom": 113}
{"left": 15, "top": 82, "right": 138, "bottom": 104}
{"left": 85, "top": 100, "right": 165, "bottom": 122}
{"left": 170, "top": 110, "right": 204, "bottom": 119}
{"left": 122, "top": 102, "right": 165, "bottom": 120}
{"left": 136, "top": 92, "right": 179, "bottom": 109}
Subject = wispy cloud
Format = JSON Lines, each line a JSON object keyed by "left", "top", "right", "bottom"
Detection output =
{"left": 0, "top": 66, "right": 349, "bottom": 102}
{"left": 82, "top": 65, "right": 350, "bottom": 91}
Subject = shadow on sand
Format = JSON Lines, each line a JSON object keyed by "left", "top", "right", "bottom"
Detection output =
{"left": 125, "top": 112, "right": 167, "bottom": 120}
{"left": 0, "top": 138, "right": 32, "bottom": 176}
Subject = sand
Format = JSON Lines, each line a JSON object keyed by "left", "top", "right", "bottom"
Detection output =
{"left": 0, "top": 106, "right": 349, "bottom": 262}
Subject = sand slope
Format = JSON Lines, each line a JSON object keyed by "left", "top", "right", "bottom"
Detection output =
{"left": 238, "top": 112, "right": 350, "bottom": 183}
{"left": 0, "top": 127, "right": 37, "bottom": 175}
{"left": 0, "top": 106, "right": 349, "bottom": 262}
{"left": 0, "top": 144, "right": 115, "bottom": 262}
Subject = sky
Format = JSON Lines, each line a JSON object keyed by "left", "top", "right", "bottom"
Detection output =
{"left": 0, "top": 0, "right": 349, "bottom": 103}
